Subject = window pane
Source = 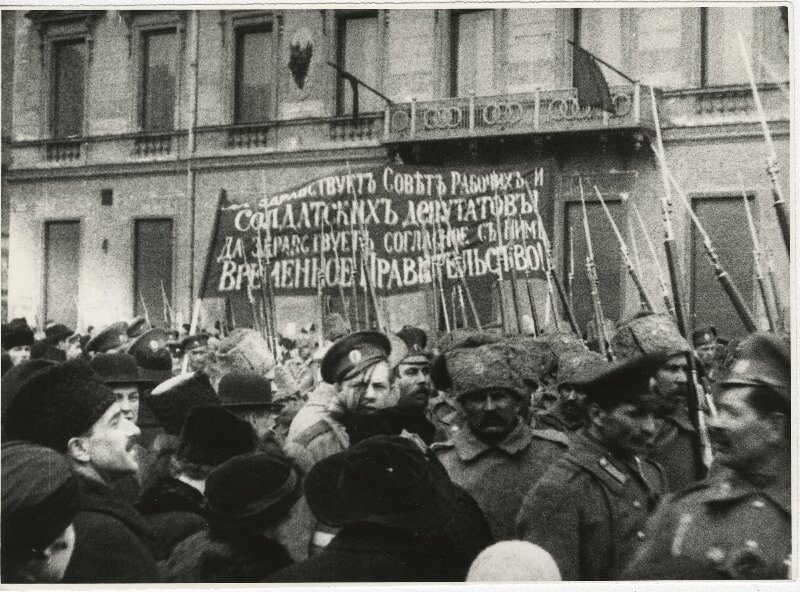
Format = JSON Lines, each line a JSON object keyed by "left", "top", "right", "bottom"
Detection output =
{"left": 506, "top": 8, "right": 558, "bottom": 93}
{"left": 453, "top": 10, "right": 494, "bottom": 96}
{"left": 634, "top": 8, "right": 696, "bottom": 88}
{"left": 53, "top": 39, "right": 85, "bottom": 138}
{"left": 235, "top": 26, "right": 273, "bottom": 124}
{"left": 142, "top": 30, "right": 177, "bottom": 132}
{"left": 45, "top": 221, "right": 80, "bottom": 328}
{"left": 705, "top": 8, "right": 755, "bottom": 86}
{"left": 339, "top": 14, "right": 380, "bottom": 114}
{"left": 134, "top": 219, "right": 173, "bottom": 322}
{"left": 579, "top": 9, "right": 627, "bottom": 86}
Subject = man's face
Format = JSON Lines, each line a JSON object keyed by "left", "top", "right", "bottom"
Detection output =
{"left": 557, "top": 385, "right": 587, "bottom": 423}
{"left": 595, "top": 402, "right": 657, "bottom": 457}
{"left": 395, "top": 360, "right": 433, "bottom": 410}
{"left": 111, "top": 384, "right": 140, "bottom": 424}
{"left": 538, "top": 389, "right": 559, "bottom": 413}
{"left": 339, "top": 360, "right": 392, "bottom": 413}
{"left": 708, "top": 386, "right": 781, "bottom": 474}
{"left": 460, "top": 388, "right": 521, "bottom": 443}
{"left": 8, "top": 345, "right": 30, "bottom": 366}
{"left": 187, "top": 347, "right": 208, "bottom": 371}
{"left": 64, "top": 340, "right": 83, "bottom": 360}
{"left": 652, "top": 354, "right": 689, "bottom": 410}
{"left": 298, "top": 345, "right": 313, "bottom": 361}
{"left": 83, "top": 401, "right": 141, "bottom": 479}
{"left": 696, "top": 342, "right": 717, "bottom": 366}
{"left": 37, "top": 524, "right": 76, "bottom": 583}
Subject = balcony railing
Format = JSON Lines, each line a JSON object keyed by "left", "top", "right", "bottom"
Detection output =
{"left": 45, "top": 139, "right": 83, "bottom": 163}
{"left": 384, "top": 84, "right": 652, "bottom": 143}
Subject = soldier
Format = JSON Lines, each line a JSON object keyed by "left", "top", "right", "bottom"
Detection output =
{"left": 623, "top": 333, "right": 790, "bottom": 580}
{"left": 516, "top": 353, "right": 668, "bottom": 580}
{"left": 181, "top": 334, "right": 210, "bottom": 374}
{"left": 431, "top": 339, "right": 569, "bottom": 541}
{"left": 537, "top": 350, "right": 607, "bottom": 434}
{"left": 84, "top": 322, "right": 129, "bottom": 357}
{"left": 41, "top": 323, "right": 81, "bottom": 361}
{"left": 612, "top": 313, "right": 703, "bottom": 491}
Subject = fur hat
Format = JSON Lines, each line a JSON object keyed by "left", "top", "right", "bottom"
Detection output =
{"left": 208, "top": 329, "right": 275, "bottom": 388}
{"left": 175, "top": 406, "right": 256, "bottom": 466}
{"left": 439, "top": 342, "right": 527, "bottom": 400}
{"left": 537, "top": 331, "right": 587, "bottom": 357}
{"left": 2, "top": 360, "right": 117, "bottom": 452}
{"left": 721, "top": 332, "right": 790, "bottom": 404}
{"left": 1, "top": 319, "right": 34, "bottom": 350}
{"left": 1, "top": 359, "right": 59, "bottom": 414}
{"left": 2, "top": 441, "right": 81, "bottom": 555}
{"left": 396, "top": 326, "right": 428, "bottom": 352}
{"left": 323, "top": 312, "right": 351, "bottom": 343}
{"left": 437, "top": 328, "right": 503, "bottom": 354}
{"left": 145, "top": 372, "right": 221, "bottom": 435}
{"left": 205, "top": 451, "right": 303, "bottom": 530}
{"left": 611, "top": 313, "right": 690, "bottom": 360}
{"left": 30, "top": 339, "right": 65, "bottom": 362}
{"left": 557, "top": 350, "right": 608, "bottom": 387}
{"left": 502, "top": 335, "right": 558, "bottom": 389}
{"left": 44, "top": 323, "right": 74, "bottom": 344}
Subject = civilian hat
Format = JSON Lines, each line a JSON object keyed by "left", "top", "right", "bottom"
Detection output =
{"left": 44, "top": 323, "right": 74, "bottom": 344}
{"left": 90, "top": 352, "right": 146, "bottom": 385}
{"left": 205, "top": 451, "right": 303, "bottom": 530}
{"left": 304, "top": 435, "right": 455, "bottom": 530}
{"left": 217, "top": 371, "right": 274, "bottom": 408}
{"left": 2, "top": 441, "right": 80, "bottom": 554}
{"left": 1, "top": 358, "right": 58, "bottom": 414}
{"left": 2, "top": 360, "right": 117, "bottom": 452}
{"left": 320, "top": 331, "right": 391, "bottom": 384}
{"left": 721, "top": 332, "right": 790, "bottom": 404}
{"left": 1, "top": 319, "right": 34, "bottom": 350}
{"left": 176, "top": 406, "right": 256, "bottom": 467}
{"left": 145, "top": 372, "right": 221, "bottom": 435}
{"left": 30, "top": 339, "right": 65, "bottom": 362}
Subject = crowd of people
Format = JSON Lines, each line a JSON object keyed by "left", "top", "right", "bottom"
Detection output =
{"left": 0, "top": 308, "right": 791, "bottom": 583}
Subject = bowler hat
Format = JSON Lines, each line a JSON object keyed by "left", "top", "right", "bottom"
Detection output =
{"left": 176, "top": 406, "right": 256, "bottom": 467}
{"left": 90, "top": 352, "right": 146, "bottom": 385}
{"left": 85, "top": 322, "right": 129, "bottom": 354}
{"left": 320, "top": 331, "right": 391, "bottom": 384}
{"left": 721, "top": 332, "right": 790, "bottom": 404}
{"left": 2, "top": 360, "right": 117, "bottom": 452}
{"left": 145, "top": 372, "right": 221, "bottom": 435}
{"left": 205, "top": 451, "right": 303, "bottom": 531}
{"left": 217, "top": 371, "right": 274, "bottom": 408}
{"left": 1, "top": 319, "right": 34, "bottom": 350}
{"left": 44, "top": 323, "right": 74, "bottom": 344}
{"left": 304, "top": 435, "right": 455, "bottom": 530}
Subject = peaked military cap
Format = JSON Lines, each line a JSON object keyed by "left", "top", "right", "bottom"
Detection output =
{"left": 129, "top": 328, "right": 168, "bottom": 362}
{"left": 126, "top": 316, "right": 150, "bottom": 339}
{"left": 693, "top": 326, "right": 718, "bottom": 347}
{"left": 721, "top": 332, "right": 790, "bottom": 404}
{"left": 85, "top": 321, "right": 129, "bottom": 354}
{"left": 181, "top": 333, "right": 209, "bottom": 352}
{"left": 573, "top": 352, "right": 669, "bottom": 403}
{"left": 320, "top": 330, "right": 391, "bottom": 384}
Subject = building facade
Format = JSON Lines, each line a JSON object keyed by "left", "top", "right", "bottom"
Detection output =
{"left": 1, "top": 7, "right": 791, "bottom": 340}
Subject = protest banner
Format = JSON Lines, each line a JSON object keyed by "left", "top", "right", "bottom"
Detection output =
{"left": 201, "top": 163, "right": 554, "bottom": 299}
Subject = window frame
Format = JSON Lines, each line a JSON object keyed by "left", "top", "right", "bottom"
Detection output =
{"left": 42, "top": 218, "right": 82, "bottom": 330}
{"left": 334, "top": 9, "right": 385, "bottom": 116}
{"left": 131, "top": 217, "right": 175, "bottom": 321}
{"left": 48, "top": 34, "right": 89, "bottom": 139}
{"left": 232, "top": 21, "right": 275, "bottom": 125}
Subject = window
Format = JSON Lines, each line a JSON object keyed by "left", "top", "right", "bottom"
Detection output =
{"left": 632, "top": 7, "right": 700, "bottom": 88}
{"left": 234, "top": 24, "right": 274, "bottom": 124}
{"left": 141, "top": 29, "right": 177, "bottom": 132}
{"left": 577, "top": 9, "right": 627, "bottom": 86}
{"left": 45, "top": 221, "right": 81, "bottom": 328}
{"left": 505, "top": 8, "right": 565, "bottom": 94}
{"left": 450, "top": 10, "right": 494, "bottom": 97}
{"left": 703, "top": 7, "right": 755, "bottom": 86}
{"left": 134, "top": 219, "right": 173, "bottom": 322}
{"left": 337, "top": 12, "right": 381, "bottom": 115}
{"left": 52, "top": 39, "right": 86, "bottom": 138}
{"left": 690, "top": 196, "right": 754, "bottom": 339}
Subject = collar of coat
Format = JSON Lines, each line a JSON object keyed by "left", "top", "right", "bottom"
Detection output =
{"left": 452, "top": 420, "right": 533, "bottom": 461}
{"left": 699, "top": 465, "right": 791, "bottom": 515}
{"left": 564, "top": 430, "right": 650, "bottom": 496}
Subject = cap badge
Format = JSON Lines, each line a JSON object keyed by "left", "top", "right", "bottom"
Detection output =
{"left": 474, "top": 362, "right": 485, "bottom": 375}
{"left": 731, "top": 360, "right": 751, "bottom": 376}
{"left": 149, "top": 339, "right": 160, "bottom": 351}
{"left": 349, "top": 349, "right": 362, "bottom": 364}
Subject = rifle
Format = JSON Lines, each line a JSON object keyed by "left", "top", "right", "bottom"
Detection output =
{"left": 631, "top": 202, "right": 675, "bottom": 318}
{"left": 765, "top": 251, "right": 786, "bottom": 332}
{"left": 650, "top": 88, "right": 713, "bottom": 478}
{"left": 516, "top": 207, "right": 542, "bottom": 336}
{"left": 736, "top": 32, "right": 790, "bottom": 255}
{"left": 665, "top": 165, "right": 758, "bottom": 333}
{"left": 739, "top": 174, "right": 777, "bottom": 332}
{"left": 139, "top": 292, "right": 151, "bottom": 326}
{"left": 494, "top": 197, "right": 521, "bottom": 333}
{"left": 579, "top": 179, "right": 611, "bottom": 360}
{"left": 160, "top": 281, "right": 173, "bottom": 327}
{"left": 568, "top": 225, "right": 575, "bottom": 310}
{"left": 524, "top": 182, "right": 582, "bottom": 339}
{"left": 594, "top": 186, "right": 654, "bottom": 313}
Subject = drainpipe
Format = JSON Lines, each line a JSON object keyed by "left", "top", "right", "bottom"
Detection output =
{"left": 186, "top": 10, "right": 199, "bottom": 310}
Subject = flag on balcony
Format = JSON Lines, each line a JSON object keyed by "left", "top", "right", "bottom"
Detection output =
{"left": 572, "top": 43, "right": 614, "bottom": 113}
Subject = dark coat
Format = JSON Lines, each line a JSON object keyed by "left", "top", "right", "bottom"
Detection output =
{"left": 650, "top": 408, "right": 703, "bottom": 492}
{"left": 265, "top": 522, "right": 463, "bottom": 583}
{"left": 622, "top": 466, "right": 791, "bottom": 580}
{"left": 516, "top": 430, "right": 666, "bottom": 581}
{"left": 136, "top": 476, "right": 208, "bottom": 559}
{"left": 164, "top": 529, "right": 293, "bottom": 583}
{"left": 63, "top": 475, "right": 160, "bottom": 583}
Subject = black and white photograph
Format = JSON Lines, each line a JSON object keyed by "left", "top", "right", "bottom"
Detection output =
{"left": 0, "top": 1, "right": 794, "bottom": 586}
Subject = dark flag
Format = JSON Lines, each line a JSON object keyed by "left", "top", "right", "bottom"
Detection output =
{"left": 572, "top": 43, "right": 614, "bottom": 113}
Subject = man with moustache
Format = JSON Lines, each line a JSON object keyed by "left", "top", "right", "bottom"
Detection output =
{"left": 623, "top": 333, "right": 791, "bottom": 580}
{"left": 432, "top": 339, "right": 569, "bottom": 541}
{"left": 516, "top": 353, "right": 668, "bottom": 580}
{"left": 2, "top": 360, "right": 159, "bottom": 582}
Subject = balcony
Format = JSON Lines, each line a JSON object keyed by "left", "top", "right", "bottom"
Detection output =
{"left": 384, "top": 84, "right": 654, "bottom": 143}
